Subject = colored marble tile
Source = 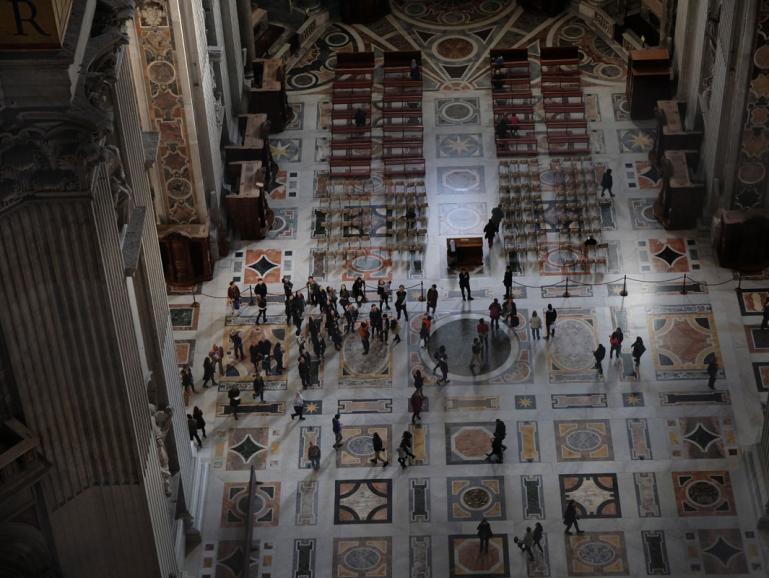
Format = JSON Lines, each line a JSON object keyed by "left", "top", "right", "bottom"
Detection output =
{"left": 409, "top": 424, "right": 430, "bottom": 465}
{"left": 634, "top": 160, "right": 663, "bottom": 188}
{"left": 335, "top": 479, "right": 392, "bottom": 524}
{"left": 611, "top": 93, "right": 630, "bottom": 121}
{"left": 221, "top": 481, "right": 280, "bottom": 527}
{"left": 638, "top": 238, "right": 699, "bottom": 273}
{"left": 642, "top": 530, "right": 670, "bottom": 575}
{"left": 409, "top": 478, "right": 431, "bottom": 523}
{"left": 541, "top": 284, "right": 593, "bottom": 298}
{"left": 226, "top": 427, "right": 269, "bottom": 471}
{"left": 622, "top": 392, "right": 645, "bottom": 407}
{"left": 554, "top": 420, "right": 614, "bottom": 461}
{"left": 667, "top": 416, "right": 736, "bottom": 459}
{"left": 298, "top": 426, "right": 321, "bottom": 469}
{"left": 267, "top": 207, "right": 298, "bottom": 240}
{"left": 445, "top": 422, "right": 495, "bottom": 465}
{"left": 170, "top": 304, "right": 199, "bottom": 331}
{"left": 342, "top": 247, "right": 393, "bottom": 282}
{"left": 559, "top": 473, "right": 621, "bottom": 519}
{"left": 293, "top": 538, "right": 315, "bottom": 578}
{"left": 517, "top": 421, "right": 540, "bottom": 463}
{"left": 295, "top": 480, "right": 318, "bottom": 526}
{"left": 221, "top": 323, "right": 290, "bottom": 381}
{"left": 410, "top": 536, "right": 431, "bottom": 578}
{"left": 448, "top": 535, "right": 510, "bottom": 578}
{"left": 447, "top": 476, "right": 506, "bottom": 521}
{"left": 339, "top": 327, "right": 392, "bottom": 387}
{"left": 673, "top": 470, "right": 736, "bottom": 516}
{"left": 285, "top": 102, "right": 304, "bottom": 130}
{"left": 547, "top": 308, "right": 599, "bottom": 382}
{"left": 565, "top": 532, "right": 628, "bottom": 576}
{"left": 437, "top": 133, "right": 484, "bottom": 158}
{"left": 337, "top": 399, "right": 393, "bottom": 414}
{"left": 538, "top": 242, "right": 591, "bottom": 276}
{"left": 697, "top": 529, "right": 748, "bottom": 574}
{"left": 216, "top": 540, "right": 258, "bottom": 578}
{"left": 634, "top": 472, "right": 661, "bottom": 517}
{"left": 446, "top": 395, "right": 500, "bottom": 411}
{"left": 337, "top": 425, "right": 392, "bottom": 467}
{"left": 752, "top": 362, "right": 769, "bottom": 392}
{"left": 244, "top": 249, "right": 282, "bottom": 284}
{"left": 436, "top": 97, "right": 480, "bottom": 126}
{"left": 439, "top": 202, "right": 487, "bottom": 235}
{"left": 270, "top": 138, "right": 302, "bottom": 162}
{"left": 175, "top": 339, "right": 195, "bottom": 367}
{"left": 659, "top": 390, "right": 731, "bottom": 405}
{"left": 646, "top": 304, "right": 724, "bottom": 380}
{"left": 521, "top": 475, "right": 545, "bottom": 520}
{"left": 332, "top": 537, "right": 392, "bottom": 578}
{"left": 626, "top": 418, "right": 653, "bottom": 460}
{"left": 167, "top": 282, "right": 201, "bottom": 295}
{"left": 737, "top": 288, "right": 769, "bottom": 315}
{"left": 618, "top": 128, "right": 656, "bottom": 153}
{"left": 437, "top": 165, "right": 486, "bottom": 195}
{"left": 628, "top": 198, "right": 662, "bottom": 230}
{"left": 744, "top": 324, "right": 769, "bottom": 352}
{"left": 551, "top": 394, "right": 607, "bottom": 409}
{"left": 515, "top": 395, "right": 536, "bottom": 410}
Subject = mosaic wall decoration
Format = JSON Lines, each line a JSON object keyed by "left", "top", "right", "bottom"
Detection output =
{"left": 667, "top": 416, "right": 736, "bottom": 459}
{"left": 409, "top": 478, "right": 431, "bottom": 523}
{"left": 565, "top": 532, "right": 628, "bottom": 576}
{"left": 672, "top": 470, "right": 737, "bottom": 517}
{"left": 634, "top": 472, "right": 661, "bottom": 517}
{"left": 170, "top": 304, "right": 199, "bottom": 331}
{"left": 546, "top": 308, "right": 599, "bottom": 382}
{"left": 448, "top": 535, "right": 510, "bottom": 578}
{"left": 445, "top": 422, "right": 495, "bottom": 465}
{"left": 559, "top": 473, "right": 621, "bottom": 518}
{"left": 135, "top": 1, "right": 202, "bottom": 224}
{"left": 334, "top": 479, "right": 392, "bottom": 524}
{"left": 332, "top": 537, "right": 391, "bottom": 578}
{"left": 521, "top": 474, "right": 545, "bottom": 520}
{"left": 646, "top": 304, "right": 723, "bottom": 380}
{"left": 221, "top": 481, "right": 280, "bottom": 528}
{"left": 337, "top": 425, "right": 392, "bottom": 467}
{"left": 447, "top": 476, "right": 506, "bottom": 521}
{"left": 293, "top": 538, "right": 315, "bottom": 578}
{"left": 554, "top": 420, "right": 614, "bottom": 461}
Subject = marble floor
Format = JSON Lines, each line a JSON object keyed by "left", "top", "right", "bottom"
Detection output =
{"left": 180, "top": 3, "right": 769, "bottom": 577}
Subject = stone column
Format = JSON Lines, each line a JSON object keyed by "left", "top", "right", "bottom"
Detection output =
{"left": 237, "top": 0, "right": 256, "bottom": 74}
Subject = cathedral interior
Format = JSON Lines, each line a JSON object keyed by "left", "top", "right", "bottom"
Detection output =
{"left": 2, "top": 0, "right": 769, "bottom": 577}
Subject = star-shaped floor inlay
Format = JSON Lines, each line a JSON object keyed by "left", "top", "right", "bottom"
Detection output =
{"left": 653, "top": 244, "right": 685, "bottom": 267}
{"left": 247, "top": 254, "right": 279, "bottom": 277}
{"left": 229, "top": 434, "right": 266, "bottom": 464}
{"left": 703, "top": 536, "right": 742, "bottom": 567}
{"left": 683, "top": 422, "right": 721, "bottom": 453}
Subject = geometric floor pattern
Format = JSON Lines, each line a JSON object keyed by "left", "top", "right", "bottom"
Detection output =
{"left": 180, "top": 5, "right": 768, "bottom": 578}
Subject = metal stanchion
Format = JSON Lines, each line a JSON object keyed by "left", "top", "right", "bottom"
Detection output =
{"left": 418, "top": 280, "right": 425, "bottom": 302}
{"left": 192, "top": 287, "right": 198, "bottom": 308}
{"left": 680, "top": 274, "right": 688, "bottom": 295}
{"left": 563, "top": 278, "right": 570, "bottom": 298}
{"left": 620, "top": 274, "right": 628, "bottom": 297}
{"left": 249, "top": 285, "right": 255, "bottom": 306}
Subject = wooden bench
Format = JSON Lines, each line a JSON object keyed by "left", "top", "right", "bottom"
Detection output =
{"left": 330, "top": 158, "right": 371, "bottom": 178}
{"left": 384, "top": 158, "right": 426, "bottom": 178}
{"left": 496, "top": 137, "right": 538, "bottom": 157}
{"left": 383, "top": 93, "right": 423, "bottom": 103}
{"left": 547, "top": 134, "right": 590, "bottom": 154}
{"left": 546, "top": 119, "right": 587, "bottom": 130}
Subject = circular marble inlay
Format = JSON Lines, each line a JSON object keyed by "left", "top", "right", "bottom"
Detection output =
{"left": 352, "top": 254, "right": 383, "bottom": 272}
{"left": 441, "top": 101, "right": 476, "bottom": 123}
{"left": 566, "top": 430, "right": 602, "bottom": 452}
{"left": 435, "top": 37, "right": 476, "bottom": 61}
{"left": 166, "top": 177, "right": 193, "bottom": 200}
{"left": 561, "top": 24, "right": 585, "bottom": 40}
{"left": 148, "top": 60, "right": 176, "bottom": 85}
{"left": 480, "top": 0, "right": 505, "bottom": 13}
{"left": 687, "top": 480, "right": 720, "bottom": 506}
{"left": 738, "top": 162, "right": 766, "bottom": 184}
{"left": 238, "top": 493, "right": 263, "bottom": 516}
{"left": 346, "top": 435, "right": 374, "bottom": 456}
{"left": 443, "top": 168, "right": 480, "bottom": 192}
{"left": 344, "top": 547, "right": 381, "bottom": 571}
{"left": 577, "top": 542, "right": 616, "bottom": 566}
{"left": 549, "top": 319, "right": 596, "bottom": 370}
{"left": 754, "top": 45, "right": 769, "bottom": 70}
{"left": 462, "top": 487, "right": 492, "bottom": 509}
{"left": 426, "top": 318, "right": 515, "bottom": 377}
{"left": 271, "top": 215, "right": 286, "bottom": 232}
{"left": 446, "top": 206, "right": 482, "bottom": 232}
{"left": 402, "top": 1, "right": 428, "bottom": 17}
{"left": 596, "top": 63, "right": 623, "bottom": 79}
{"left": 324, "top": 31, "right": 350, "bottom": 48}
{"left": 290, "top": 72, "right": 318, "bottom": 89}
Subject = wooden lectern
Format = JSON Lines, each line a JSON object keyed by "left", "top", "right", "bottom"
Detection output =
{"left": 655, "top": 99, "right": 703, "bottom": 160}
{"left": 626, "top": 48, "right": 671, "bottom": 119}
{"left": 447, "top": 237, "right": 484, "bottom": 269}
{"left": 158, "top": 223, "right": 213, "bottom": 284}
{"left": 249, "top": 58, "right": 289, "bottom": 133}
{"left": 653, "top": 150, "right": 704, "bottom": 229}
{"left": 225, "top": 161, "right": 274, "bottom": 240}
{"left": 712, "top": 209, "right": 769, "bottom": 270}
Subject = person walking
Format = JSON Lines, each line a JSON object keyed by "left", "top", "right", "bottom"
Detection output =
{"left": 426, "top": 284, "right": 438, "bottom": 315}
{"left": 419, "top": 315, "right": 432, "bottom": 348}
{"left": 413, "top": 369, "right": 424, "bottom": 392}
{"left": 282, "top": 275, "right": 293, "bottom": 297}
{"left": 594, "top": 343, "right": 606, "bottom": 375}
{"left": 332, "top": 414, "right": 343, "bottom": 449}
{"left": 358, "top": 321, "right": 370, "bottom": 355}
{"left": 544, "top": 304, "right": 557, "bottom": 339}
{"left": 252, "top": 372, "right": 265, "bottom": 402}
{"left": 227, "top": 281, "right": 241, "bottom": 316}
{"left": 411, "top": 390, "right": 424, "bottom": 424}
{"left": 494, "top": 419, "right": 507, "bottom": 449}
{"left": 210, "top": 343, "right": 225, "bottom": 375}
{"left": 273, "top": 342, "right": 284, "bottom": 374}
{"left": 255, "top": 294, "right": 268, "bottom": 324}
{"left": 377, "top": 280, "right": 391, "bottom": 310}
{"left": 707, "top": 358, "right": 719, "bottom": 390}
{"left": 488, "top": 298, "right": 502, "bottom": 331}
{"left": 477, "top": 318, "right": 490, "bottom": 350}
{"left": 600, "top": 168, "right": 614, "bottom": 197}
{"left": 228, "top": 385, "right": 241, "bottom": 420}
{"left": 192, "top": 406, "right": 206, "bottom": 439}
{"left": 470, "top": 338, "right": 484, "bottom": 375}
{"left": 485, "top": 435, "right": 505, "bottom": 463}
{"left": 290, "top": 391, "right": 306, "bottom": 421}
{"left": 202, "top": 355, "right": 217, "bottom": 388}
{"left": 631, "top": 337, "right": 646, "bottom": 376}
{"left": 503, "top": 266, "right": 513, "bottom": 298}
{"left": 514, "top": 528, "right": 535, "bottom": 562}
{"left": 395, "top": 285, "right": 408, "bottom": 321}
{"left": 530, "top": 311, "right": 542, "bottom": 340}
{"left": 230, "top": 330, "right": 245, "bottom": 360}
{"left": 381, "top": 313, "right": 390, "bottom": 343}
{"left": 397, "top": 431, "right": 416, "bottom": 469}
{"left": 181, "top": 365, "right": 195, "bottom": 406}
{"left": 390, "top": 316, "right": 401, "bottom": 345}
{"left": 459, "top": 268, "right": 473, "bottom": 301}
{"left": 563, "top": 499, "right": 584, "bottom": 534}
{"left": 477, "top": 518, "right": 493, "bottom": 554}
{"left": 762, "top": 297, "right": 769, "bottom": 330}
{"left": 307, "top": 442, "right": 321, "bottom": 471}
{"left": 532, "top": 522, "right": 544, "bottom": 553}
{"left": 436, "top": 352, "right": 450, "bottom": 385}
{"left": 609, "top": 327, "right": 624, "bottom": 359}
{"left": 483, "top": 219, "right": 496, "bottom": 248}
{"left": 370, "top": 432, "right": 388, "bottom": 467}
{"left": 187, "top": 414, "right": 202, "bottom": 448}
{"left": 369, "top": 305, "right": 383, "bottom": 339}
{"left": 503, "top": 296, "right": 518, "bottom": 327}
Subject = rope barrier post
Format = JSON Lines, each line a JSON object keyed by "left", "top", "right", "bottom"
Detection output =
{"left": 620, "top": 275, "right": 628, "bottom": 297}
{"left": 249, "top": 285, "right": 255, "bottom": 306}
{"left": 563, "top": 277, "right": 570, "bottom": 298}
{"left": 418, "top": 281, "right": 425, "bottom": 302}
{"left": 680, "top": 273, "right": 688, "bottom": 295}
{"left": 736, "top": 272, "right": 742, "bottom": 291}
{"left": 192, "top": 287, "right": 198, "bottom": 308}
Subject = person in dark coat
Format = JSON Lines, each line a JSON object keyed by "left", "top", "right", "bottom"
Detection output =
{"left": 544, "top": 304, "right": 557, "bottom": 339}
{"left": 631, "top": 337, "right": 646, "bottom": 375}
{"left": 202, "top": 356, "right": 217, "bottom": 388}
{"left": 707, "top": 358, "right": 719, "bottom": 389}
{"left": 187, "top": 414, "right": 202, "bottom": 447}
{"left": 228, "top": 386, "right": 241, "bottom": 420}
{"left": 395, "top": 284, "right": 408, "bottom": 321}
{"left": 483, "top": 219, "right": 496, "bottom": 248}
{"left": 252, "top": 372, "right": 265, "bottom": 402}
{"left": 600, "top": 168, "right": 614, "bottom": 197}
{"left": 370, "top": 432, "right": 388, "bottom": 467}
{"left": 563, "top": 500, "right": 584, "bottom": 534}
{"left": 192, "top": 406, "right": 206, "bottom": 439}
{"left": 477, "top": 518, "right": 493, "bottom": 553}
{"left": 609, "top": 327, "right": 624, "bottom": 359}
{"left": 459, "top": 268, "right": 473, "bottom": 301}
{"left": 503, "top": 266, "right": 513, "bottom": 298}
{"left": 594, "top": 343, "right": 606, "bottom": 375}
{"left": 411, "top": 390, "right": 424, "bottom": 424}
{"left": 426, "top": 285, "right": 438, "bottom": 315}
{"left": 332, "top": 413, "right": 343, "bottom": 449}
